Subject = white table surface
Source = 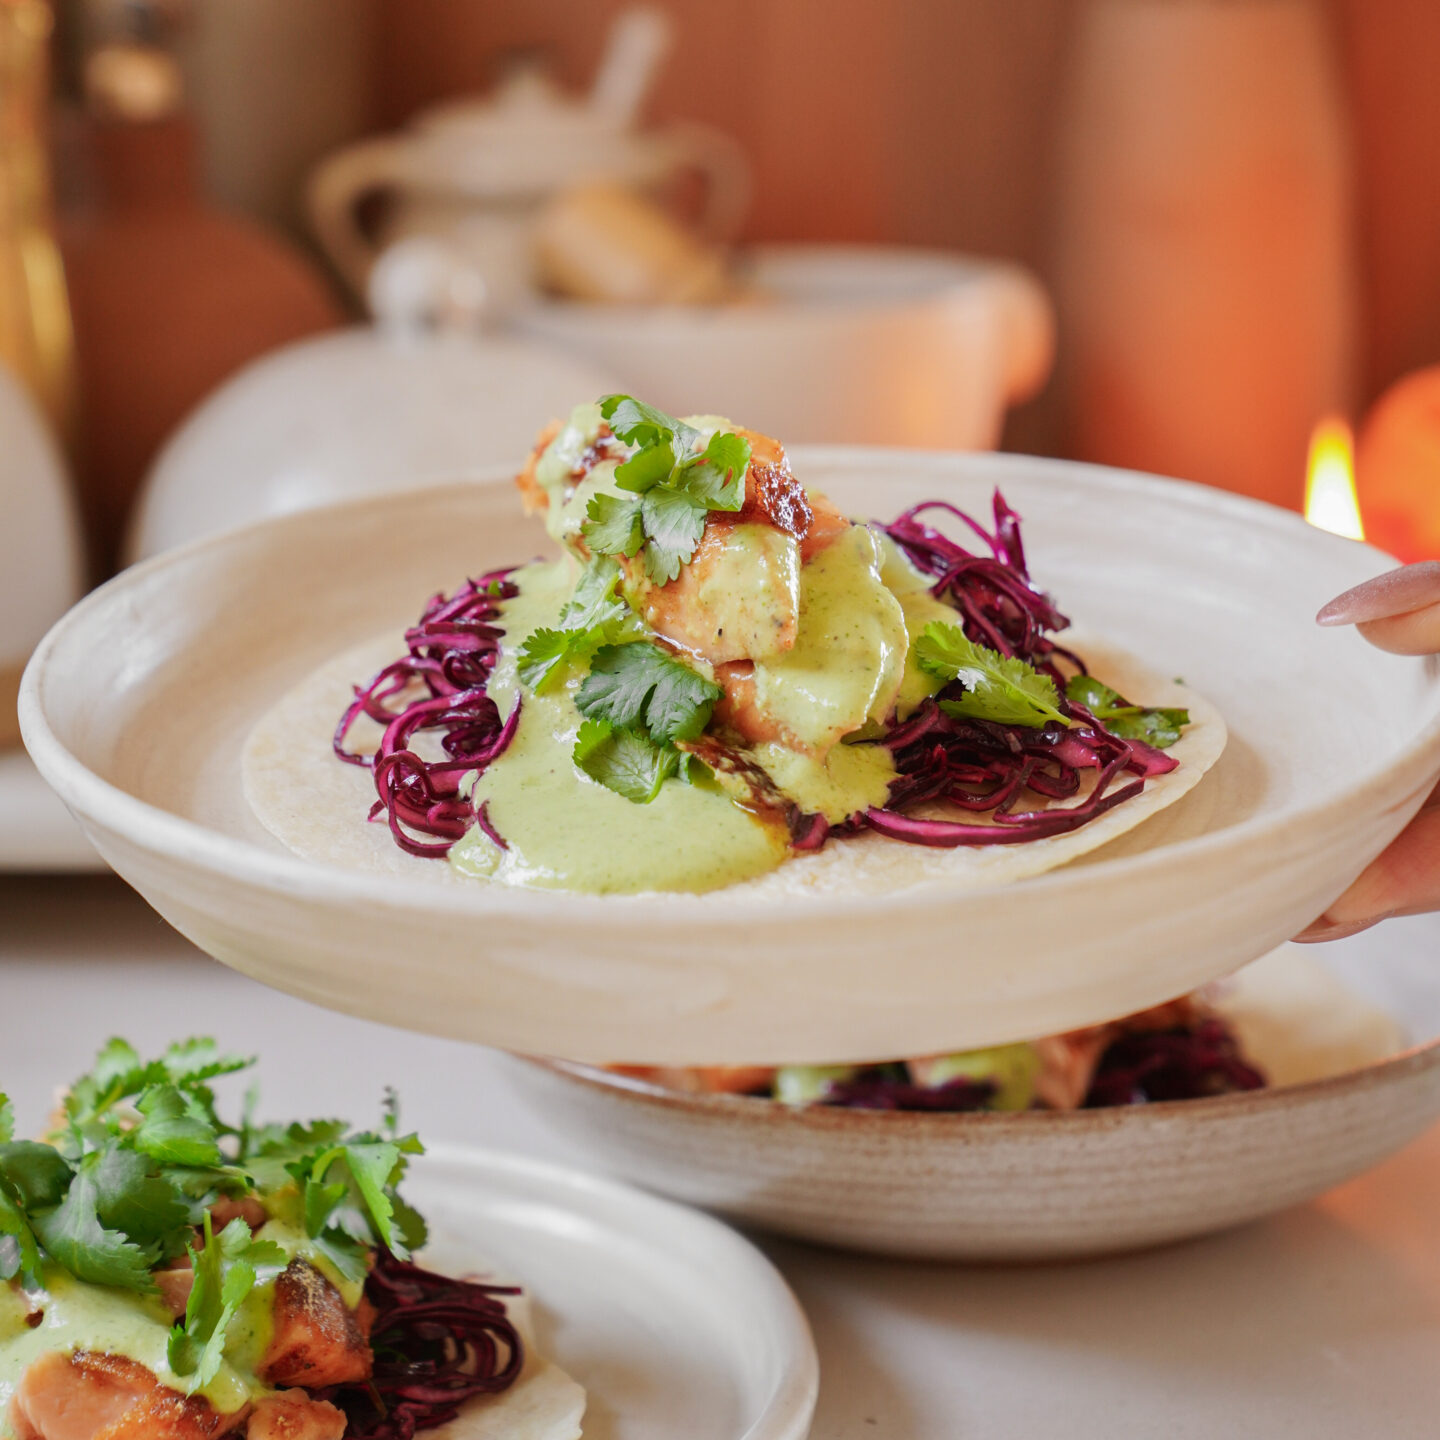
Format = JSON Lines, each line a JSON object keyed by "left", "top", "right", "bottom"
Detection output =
{"left": 4, "top": 873, "right": 1440, "bottom": 1439}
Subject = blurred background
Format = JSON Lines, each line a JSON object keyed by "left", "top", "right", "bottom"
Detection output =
{"left": 4, "top": 0, "right": 1440, "bottom": 822}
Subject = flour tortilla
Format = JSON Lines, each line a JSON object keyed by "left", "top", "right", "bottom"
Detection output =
{"left": 433, "top": 1286, "right": 586, "bottom": 1440}
{"left": 243, "top": 625, "right": 1226, "bottom": 899}
{"left": 1207, "top": 947, "right": 1407, "bottom": 1088}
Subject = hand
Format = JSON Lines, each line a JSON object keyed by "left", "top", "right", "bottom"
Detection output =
{"left": 1295, "top": 561, "right": 1440, "bottom": 942}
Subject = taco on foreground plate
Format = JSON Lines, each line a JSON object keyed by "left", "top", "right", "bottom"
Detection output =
{"left": 246, "top": 396, "right": 1225, "bottom": 897}
{"left": 0, "top": 1043, "right": 584, "bottom": 1440}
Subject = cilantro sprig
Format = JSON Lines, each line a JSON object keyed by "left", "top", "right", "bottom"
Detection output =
{"left": 582, "top": 395, "right": 752, "bottom": 585}
{"left": 915, "top": 623, "right": 1069, "bottom": 729}
{"left": 571, "top": 641, "right": 720, "bottom": 804}
{"left": 0, "top": 1034, "right": 428, "bottom": 1402}
{"left": 1065, "top": 674, "right": 1190, "bottom": 749}
{"left": 517, "top": 557, "right": 634, "bottom": 692}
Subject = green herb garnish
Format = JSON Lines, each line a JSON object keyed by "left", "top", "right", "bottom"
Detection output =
{"left": 914, "top": 623, "right": 1069, "bottom": 729}
{"left": 517, "top": 557, "right": 633, "bottom": 691}
{"left": 0, "top": 1038, "right": 427, "bottom": 1391}
{"left": 1065, "top": 674, "right": 1190, "bottom": 749}
{"left": 571, "top": 641, "right": 720, "bottom": 803}
{"left": 581, "top": 395, "right": 751, "bottom": 585}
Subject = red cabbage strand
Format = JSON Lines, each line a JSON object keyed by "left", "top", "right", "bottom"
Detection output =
{"left": 334, "top": 568, "right": 520, "bottom": 857}
{"left": 318, "top": 1250, "right": 525, "bottom": 1439}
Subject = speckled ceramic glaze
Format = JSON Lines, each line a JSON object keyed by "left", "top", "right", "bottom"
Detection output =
{"left": 20, "top": 452, "right": 1440, "bottom": 1063}
{"left": 505, "top": 947, "right": 1440, "bottom": 1260}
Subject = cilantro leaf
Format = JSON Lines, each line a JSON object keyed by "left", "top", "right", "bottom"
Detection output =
{"left": 573, "top": 719, "right": 679, "bottom": 804}
{"left": 583, "top": 491, "right": 646, "bottom": 558}
{"left": 517, "top": 559, "right": 631, "bottom": 691}
{"left": 676, "top": 429, "right": 750, "bottom": 512}
{"left": 0, "top": 1095, "right": 11, "bottom": 1145}
{"left": 1065, "top": 674, "right": 1190, "bottom": 749}
{"left": 32, "top": 1167, "right": 157, "bottom": 1291}
{"left": 168, "top": 1216, "right": 262, "bottom": 1389}
{"left": 0, "top": 1189, "right": 42, "bottom": 1287}
{"left": 133, "top": 1085, "right": 224, "bottom": 1168}
{"left": 0, "top": 1142, "right": 70, "bottom": 1212}
{"left": 916, "top": 623, "right": 1068, "bottom": 729}
{"left": 88, "top": 1143, "right": 192, "bottom": 1251}
{"left": 639, "top": 486, "right": 709, "bottom": 584}
{"left": 576, "top": 643, "right": 720, "bottom": 745}
{"left": 613, "top": 437, "right": 675, "bottom": 493}
{"left": 587, "top": 395, "right": 749, "bottom": 583}
{"left": 339, "top": 1142, "right": 407, "bottom": 1258}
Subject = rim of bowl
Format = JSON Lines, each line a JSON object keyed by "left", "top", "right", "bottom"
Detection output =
{"left": 522, "top": 1025, "right": 1440, "bottom": 1130}
{"left": 19, "top": 451, "right": 1440, "bottom": 927}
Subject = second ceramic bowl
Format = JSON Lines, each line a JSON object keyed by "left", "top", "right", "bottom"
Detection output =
{"left": 505, "top": 943, "right": 1440, "bottom": 1260}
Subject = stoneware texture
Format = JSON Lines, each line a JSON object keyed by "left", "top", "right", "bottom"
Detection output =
{"left": 505, "top": 946, "right": 1440, "bottom": 1261}
{"left": 404, "top": 1145, "right": 817, "bottom": 1439}
{"left": 20, "top": 451, "right": 1440, "bottom": 1063}
{"left": 516, "top": 245, "right": 1055, "bottom": 449}
{"left": 126, "top": 328, "right": 618, "bottom": 561}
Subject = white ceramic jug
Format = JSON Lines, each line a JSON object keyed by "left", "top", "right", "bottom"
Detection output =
{"left": 307, "top": 9, "right": 748, "bottom": 313}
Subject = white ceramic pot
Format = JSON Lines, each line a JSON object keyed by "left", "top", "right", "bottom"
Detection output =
{"left": 307, "top": 19, "right": 748, "bottom": 313}
{"left": 126, "top": 312, "right": 620, "bottom": 561}
{"left": 515, "top": 245, "right": 1055, "bottom": 448}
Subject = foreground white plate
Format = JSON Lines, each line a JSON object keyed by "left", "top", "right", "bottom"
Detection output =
{"left": 0, "top": 748, "right": 100, "bottom": 872}
{"left": 407, "top": 1145, "right": 817, "bottom": 1440}
{"left": 20, "top": 451, "right": 1440, "bottom": 1061}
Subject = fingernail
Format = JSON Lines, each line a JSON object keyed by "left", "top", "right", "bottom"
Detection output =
{"left": 1317, "top": 561, "right": 1440, "bottom": 626}
{"left": 1292, "top": 917, "right": 1382, "bottom": 943}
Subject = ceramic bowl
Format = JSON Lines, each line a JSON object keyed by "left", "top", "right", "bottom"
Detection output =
{"left": 516, "top": 244, "right": 1054, "bottom": 448}
{"left": 126, "top": 327, "right": 619, "bottom": 561}
{"left": 20, "top": 452, "right": 1440, "bottom": 1063}
{"left": 505, "top": 942, "right": 1440, "bottom": 1260}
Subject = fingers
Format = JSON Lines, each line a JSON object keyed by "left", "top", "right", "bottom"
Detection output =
{"left": 1356, "top": 604, "right": 1440, "bottom": 655}
{"left": 1317, "top": 560, "right": 1440, "bottom": 626}
{"left": 1317, "top": 560, "right": 1440, "bottom": 654}
{"left": 1293, "top": 785, "right": 1440, "bottom": 941}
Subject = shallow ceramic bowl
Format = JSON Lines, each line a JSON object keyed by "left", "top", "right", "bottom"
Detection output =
{"left": 505, "top": 943, "right": 1440, "bottom": 1260}
{"left": 20, "top": 452, "right": 1440, "bottom": 1063}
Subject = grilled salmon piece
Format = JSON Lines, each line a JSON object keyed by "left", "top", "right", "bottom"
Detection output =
{"left": 7, "top": 1351, "right": 242, "bottom": 1440}
{"left": 259, "top": 1260, "right": 372, "bottom": 1390}
{"left": 245, "top": 1391, "right": 346, "bottom": 1440}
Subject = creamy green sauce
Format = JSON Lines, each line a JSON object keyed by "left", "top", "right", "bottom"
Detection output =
{"left": 749, "top": 525, "right": 907, "bottom": 752}
{"left": 878, "top": 532, "right": 955, "bottom": 718}
{"left": 453, "top": 561, "right": 787, "bottom": 894}
{"left": 447, "top": 419, "right": 962, "bottom": 896}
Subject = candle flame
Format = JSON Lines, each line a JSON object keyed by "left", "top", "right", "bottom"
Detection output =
{"left": 1304, "top": 417, "right": 1364, "bottom": 540}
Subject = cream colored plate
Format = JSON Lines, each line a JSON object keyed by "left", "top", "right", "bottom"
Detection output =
{"left": 400, "top": 1145, "right": 816, "bottom": 1438}
{"left": 20, "top": 452, "right": 1440, "bottom": 1062}
{"left": 505, "top": 946, "right": 1439, "bottom": 1261}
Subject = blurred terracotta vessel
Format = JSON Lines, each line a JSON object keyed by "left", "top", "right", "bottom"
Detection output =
{"left": 1054, "top": 0, "right": 1358, "bottom": 510}
{"left": 1356, "top": 365, "right": 1440, "bottom": 562}
{"left": 61, "top": 96, "right": 342, "bottom": 576}
{"left": 307, "top": 8, "right": 748, "bottom": 313}
{"left": 0, "top": 0, "right": 75, "bottom": 434}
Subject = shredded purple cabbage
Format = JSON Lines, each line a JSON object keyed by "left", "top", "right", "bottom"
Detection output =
{"left": 336, "top": 489, "right": 1181, "bottom": 859}
{"left": 334, "top": 568, "right": 520, "bottom": 857}
{"left": 319, "top": 1250, "right": 524, "bottom": 1439}
{"left": 821, "top": 1072, "right": 996, "bottom": 1112}
{"left": 1085, "top": 1019, "right": 1267, "bottom": 1107}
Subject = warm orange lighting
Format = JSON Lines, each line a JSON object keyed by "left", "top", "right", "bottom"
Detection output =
{"left": 1304, "top": 417, "right": 1364, "bottom": 540}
